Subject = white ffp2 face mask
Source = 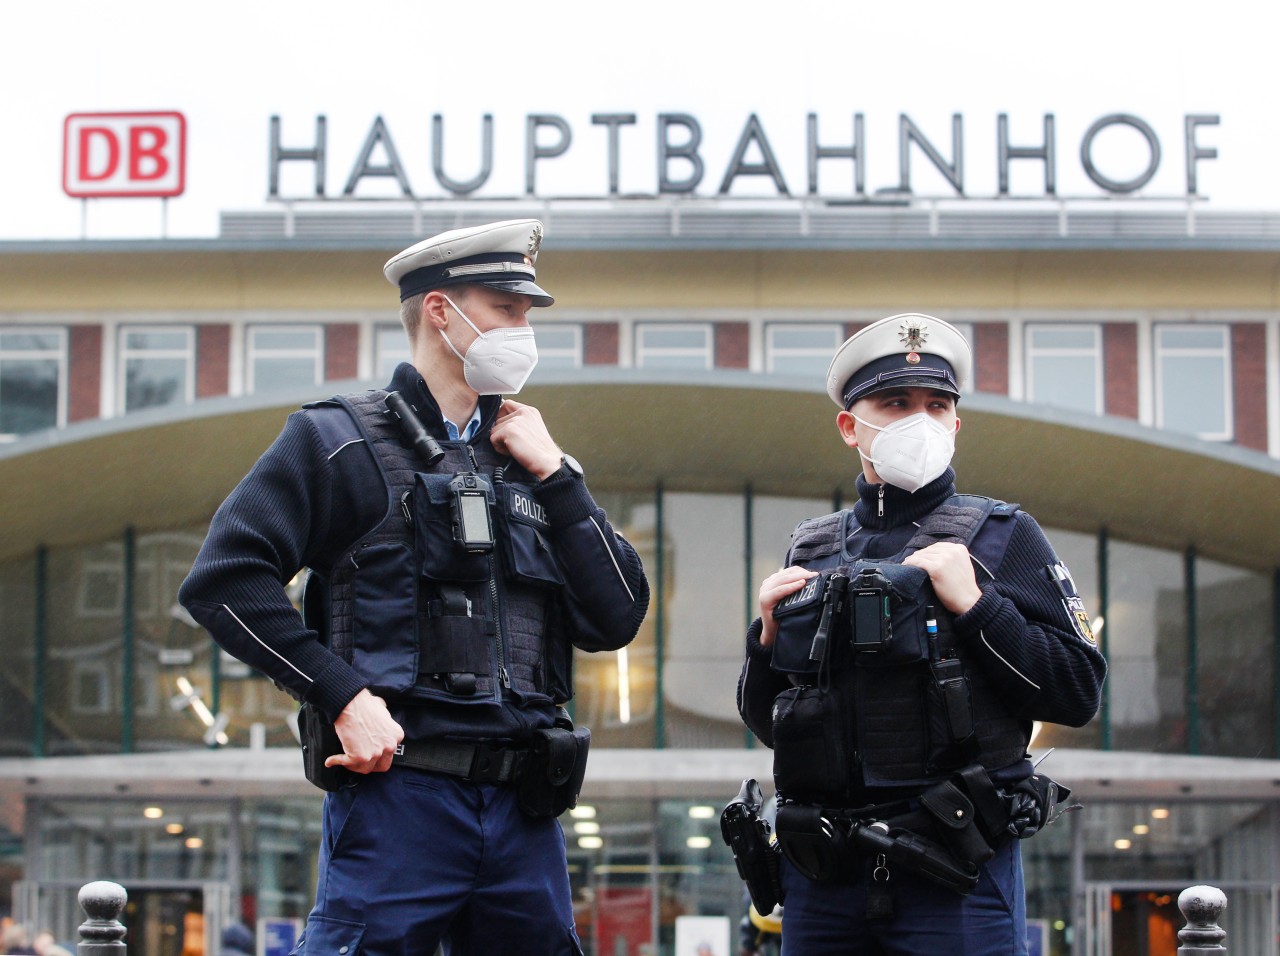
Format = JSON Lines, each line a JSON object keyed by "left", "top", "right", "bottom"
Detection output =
{"left": 439, "top": 294, "right": 539, "bottom": 395}
{"left": 853, "top": 411, "right": 956, "bottom": 493}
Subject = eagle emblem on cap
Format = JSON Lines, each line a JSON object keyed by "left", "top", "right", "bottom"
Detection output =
{"left": 898, "top": 320, "right": 928, "bottom": 351}
{"left": 528, "top": 223, "right": 543, "bottom": 257}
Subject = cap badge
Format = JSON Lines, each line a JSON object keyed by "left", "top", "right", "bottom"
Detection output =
{"left": 898, "top": 320, "right": 928, "bottom": 352}
{"left": 906, "top": 351, "right": 921, "bottom": 364}
{"left": 528, "top": 223, "right": 543, "bottom": 256}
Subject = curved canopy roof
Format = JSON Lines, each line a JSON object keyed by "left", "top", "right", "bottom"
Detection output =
{"left": 2, "top": 368, "right": 1278, "bottom": 570}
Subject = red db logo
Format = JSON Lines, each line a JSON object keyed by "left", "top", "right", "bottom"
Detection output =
{"left": 63, "top": 112, "right": 187, "bottom": 198}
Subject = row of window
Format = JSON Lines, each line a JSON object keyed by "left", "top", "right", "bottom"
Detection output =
{"left": 0, "top": 321, "right": 1249, "bottom": 442}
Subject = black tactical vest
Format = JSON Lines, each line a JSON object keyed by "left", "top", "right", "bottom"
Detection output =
{"left": 770, "top": 497, "right": 1028, "bottom": 795}
{"left": 304, "top": 390, "right": 571, "bottom": 711}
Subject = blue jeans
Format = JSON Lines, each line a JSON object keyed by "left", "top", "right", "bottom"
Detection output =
{"left": 779, "top": 839, "right": 1027, "bottom": 956}
{"left": 292, "top": 767, "right": 583, "bottom": 956}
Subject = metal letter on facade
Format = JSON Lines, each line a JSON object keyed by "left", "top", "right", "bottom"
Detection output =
{"left": 898, "top": 113, "right": 964, "bottom": 195}
{"left": 998, "top": 113, "right": 1056, "bottom": 196}
{"left": 591, "top": 114, "right": 637, "bottom": 196}
{"left": 341, "top": 116, "right": 413, "bottom": 198}
{"left": 269, "top": 115, "right": 326, "bottom": 199}
{"left": 807, "top": 113, "right": 864, "bottom": 196}
{"left": 432, "top": 114, "right": 493, "bottom": 195}
{"left": 1080, "top": 113, "right": 1161, "bottom": 194}
{"left": 657, "top": 114, "right": 704, "bottom": 194}
{"left": 718, "top": 113, "right": 790, "bottom": 196}
{"left": 525, "top": 114, "right": 572, "bottom": 196}
{"left": 1184, "top": 114, "right": 1220, "bottom": 196}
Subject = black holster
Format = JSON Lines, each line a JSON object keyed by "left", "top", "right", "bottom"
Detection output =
{"left": 298, "top": 703, "right": 354, "bottom": 793}
{"left": 848, "top": 821, "right": 980, "bottom": 895}
{"left": 720, "top": 779, "right": 784, "bottom": 914}
{"left": 516, "top": 713, "right": 590, "bottom": 819}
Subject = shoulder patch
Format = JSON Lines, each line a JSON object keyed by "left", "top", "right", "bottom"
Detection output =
{"left": 1064, "top": 595, "right": 1097, "bottom": 645}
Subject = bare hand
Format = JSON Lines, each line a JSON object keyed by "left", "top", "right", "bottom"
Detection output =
{"left": 489, "top": 400, "right": 563, "bottom": 479}
{"left": 327, "top": 689, "right": 404, "bottom": 774}
{"left": 757, "top": 566, "right": 820, "bottom": 648}
{"left": 903, "top": 542, "right": 983, "bottom": 615}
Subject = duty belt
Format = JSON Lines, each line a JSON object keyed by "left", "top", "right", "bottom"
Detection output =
{"left": 391, "top": 739, "right": 526, "bottom": 784}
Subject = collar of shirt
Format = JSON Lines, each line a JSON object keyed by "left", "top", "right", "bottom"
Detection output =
{"left": 443, "top": 404, "right": 483, "bottom": 442}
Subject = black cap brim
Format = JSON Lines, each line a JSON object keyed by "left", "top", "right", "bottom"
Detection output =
{"left": 478, "top": 278, "right": 554, "bottom": 308}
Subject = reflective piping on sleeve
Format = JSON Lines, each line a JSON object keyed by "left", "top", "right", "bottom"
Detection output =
{"left": 970, "top": 555, "right": 995, "bottom": 583}
{"left": 979, "top": 629, "right": 1039, "bottom": 690}
{"left": 327, "top": 438, "right": 365, "bottom": 460}
{"left": 221, "top": 604, "right": 314, "bottom": 683}
{"left": 588, "top": 515, "right": 635, "bottom": 603}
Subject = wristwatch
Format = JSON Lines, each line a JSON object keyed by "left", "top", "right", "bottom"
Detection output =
{"left": 546, "top": 453, "right": 583, "bottom": 481}
{"left": 559, "top": 453, "right": 584, "bottom": 478}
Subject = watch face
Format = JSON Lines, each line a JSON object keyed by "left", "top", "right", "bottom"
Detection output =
{"left": 563, "top": 454, "right": 584, "bottom": 477}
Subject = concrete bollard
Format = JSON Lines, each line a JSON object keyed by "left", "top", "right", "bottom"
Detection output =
{"left": 1177, "top": 884, "right": 1227, "bottom": 955}
{"left": 76, "top": 881, "right": 128, "bottom": 956}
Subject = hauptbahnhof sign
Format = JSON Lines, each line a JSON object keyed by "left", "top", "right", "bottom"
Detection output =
{"left": 267, "top": 112, "right": 1221, "bottom": 201}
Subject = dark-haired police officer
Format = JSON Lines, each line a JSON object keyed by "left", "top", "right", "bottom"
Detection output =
{"left": 180, "top": 219, "right": 649, "bottom": 956}
{"left": 736, "top": 314, "right": 1105, "bottom": 955}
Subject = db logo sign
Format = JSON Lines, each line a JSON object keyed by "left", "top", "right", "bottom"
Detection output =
{"left": 63, "top": 112, "right": 186, "bottom": 198}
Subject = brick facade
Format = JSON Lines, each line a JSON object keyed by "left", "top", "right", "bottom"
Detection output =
{"left": 325, "top": 324, "right": 359, "bottom": 381}
{"left": 713, "top": 322, "right": 749, "bottom": 369}
{"left": 67, "top": 325, "right": 102, "bottom": 422}
{"left": 196, "top": 325, "right": 230, "bottom": 398}
{"left": 1103, "top": 323, "right": 1139, "bottom": 419}
{"left": 584, "top": 323, "right": 619, "bottom": 365}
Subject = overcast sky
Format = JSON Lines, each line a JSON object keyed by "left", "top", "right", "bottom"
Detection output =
{"left": 2, "top": 0, "right": 1276, "bottom": 240}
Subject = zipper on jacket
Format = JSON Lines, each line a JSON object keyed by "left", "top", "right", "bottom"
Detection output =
{"left": 469, "top": 445, "right": 510, "bottom": 701}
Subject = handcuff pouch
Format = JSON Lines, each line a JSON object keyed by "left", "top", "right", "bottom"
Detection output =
{"left": 517, "top": 718, "right": 591, "bottom": 819}
{"left": 774, "top": 803, "right": 847, "bottom": 883}
{"left": 919, "top": 778, "right": 994, "bottom": 865}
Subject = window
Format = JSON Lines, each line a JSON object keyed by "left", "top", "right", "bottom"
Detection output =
{"left": 534, "top": 324, "right": 582, "bottom": 370}
{"left": 119, "top": 326, "right": 194, "bottom": 413}
{"left": 247, "top": 326, "right": 323, "bottom": 394}
{"left": 374, "top": 325, "right": 412, "bottom": 383}
{"left": 765, "top": 323, "right": 842, "bottom": 378}
{"left": 1025, "top": 323, "right": 1102, "bottom": 414}
{"left": 1154, "top": 324, "right": 1231, "bottom": 440}
{"left": 635, "top": 323, "right": 712, "bottom": 370}
{"left": 0, "top": 328, "right": 65, "bottom": 438}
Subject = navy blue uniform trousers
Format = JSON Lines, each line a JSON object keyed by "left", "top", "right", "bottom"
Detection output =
{"left": 292, "top": 767, "right": 583, "bottom": 956}
{"left": 778, "top": 839, "right": 1027, "bottom": 955}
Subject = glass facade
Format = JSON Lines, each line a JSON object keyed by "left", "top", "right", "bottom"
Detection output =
{"left": 0, "top": 329, "right": 64, "bottom": 438}
{"left": 246, "top": 327, "right": 322, "bottom": 394}
{"left": 1025, "top": 323, "right": 1103, "bottom": 415}
{"left": 2, "top": 490, "right": 1279, "bottom": 955}
{"left": 119, "top": 328, "right": 194, "bottom": 413}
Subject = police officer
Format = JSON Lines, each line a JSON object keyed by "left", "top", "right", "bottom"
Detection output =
{"left": 736, "top": 314, "right": 1105, "bottom": 956}
{"left": 180, "top": 219, "right": 649, "bottom": 956}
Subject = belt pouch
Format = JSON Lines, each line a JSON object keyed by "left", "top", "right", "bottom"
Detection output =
{"left": 771, "top": 684, "right": 853, "bottom": 801}
{"left": 774, "top": 803, "right": 846, "bottom": 883}
{"left": 298, "top": 703, "right": 352, "bottom": 793}
{"left": 919, "top": 779, "right": 994, "bottom": 864}
{"left": 925, "top": 659, "right": 979, "bottom": 773}
{"left": 413, "top": 473, "right": 489, "bottom": 582}
{"left": 518, "top": 724, "right": 591, "bottom": 819}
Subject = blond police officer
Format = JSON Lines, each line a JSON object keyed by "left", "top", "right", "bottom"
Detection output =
{"left": 181, "top": 220, "right": 649, "bottom": 955}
